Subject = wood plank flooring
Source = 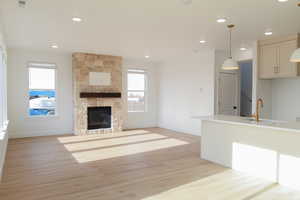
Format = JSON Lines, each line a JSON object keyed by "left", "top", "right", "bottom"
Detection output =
{"left": 0, "top": 128, "right": 299, "bottom": 200}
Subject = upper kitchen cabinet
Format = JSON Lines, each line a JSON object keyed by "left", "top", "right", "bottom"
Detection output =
{"left": 258, "top": 34, "right": 300, "bottom": 79}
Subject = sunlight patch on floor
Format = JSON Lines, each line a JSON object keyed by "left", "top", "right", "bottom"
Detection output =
{"left": 64, "top": 133, "right": 168, "bottom": 152}
{"left": 232, "top": 143, "right": 300, "bottom": 191}
{"left": 232, "top": 142, "right": 277, "bottom": 182}
{"left": 142, "top": 171, "right": 276, "bottom": 200}
{"left": 279, "top": 154, "right": 300, "bottom": 190}
{"left": 251, "top": 184, "right": 300, "bottom": 200}
{"left": 57, "top": 130, "right": 150, "bottom": 144}
{"left": 71, "top": 138, "right": 188, "bottom": 163}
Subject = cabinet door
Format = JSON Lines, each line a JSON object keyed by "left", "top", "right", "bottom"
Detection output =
{"left": 278, "top": 40, "right": 298, "bottom": 78}
{"left": 259, "top": 44, "right": 278, "bottom": 79}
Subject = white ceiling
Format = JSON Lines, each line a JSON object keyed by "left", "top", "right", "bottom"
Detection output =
{"left": 0, "top": 0, "right": 300, "bottom": 61}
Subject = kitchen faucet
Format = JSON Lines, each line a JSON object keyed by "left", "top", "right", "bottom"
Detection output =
{"left": 252, "top": 98, "right": 264, "bottom": 122}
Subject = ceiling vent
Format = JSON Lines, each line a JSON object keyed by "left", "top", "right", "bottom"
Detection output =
{"left": 18, "top": 0, "right": 26, "bottom": 8}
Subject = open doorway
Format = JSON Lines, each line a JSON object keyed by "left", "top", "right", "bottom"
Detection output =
{"left": 239, "top": 60, "right": 253, "bottom": 117}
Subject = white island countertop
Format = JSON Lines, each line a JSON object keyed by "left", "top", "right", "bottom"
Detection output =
{"left": 194, "top": 115, "right": 300, "bottom": 133}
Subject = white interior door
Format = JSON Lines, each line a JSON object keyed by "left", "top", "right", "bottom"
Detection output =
{"left": 218, "top": 72, "right": 239, "bottom": 116}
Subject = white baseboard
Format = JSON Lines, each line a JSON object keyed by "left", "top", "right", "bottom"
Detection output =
{"left": 124, "top": 123, "right": 158, "bottom": 130}
{"left": 9, "top": 129, "right": 73, "bottom": 139}
{"left": 157, "top": 123, "right": 201, "bottom": 136}
{"left": 0, "top": 167, "right": 3, "bottom": 183}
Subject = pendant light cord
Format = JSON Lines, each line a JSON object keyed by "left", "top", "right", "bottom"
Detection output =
{"left": 227, "top": 24, "right": 235, "bottom": 59}
{"left": 229, "top": 27, "right": 232, "bottom": 58}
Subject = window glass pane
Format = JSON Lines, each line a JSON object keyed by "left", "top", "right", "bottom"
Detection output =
{"left": 128, "top": 73, "right": 145, "bottom": 91}
{"left": 128, "top": 91, "right": 145, "bottom": 112}
{"left": 29, "top": 67, "right": 55, "bottom": 89}
{"left": 29, "top": 90, "right": 56, "bottom": 116}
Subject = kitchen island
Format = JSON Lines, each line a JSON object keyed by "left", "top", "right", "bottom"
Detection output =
{"left": 199, "top": 115, "right": 300, "bottom": 189}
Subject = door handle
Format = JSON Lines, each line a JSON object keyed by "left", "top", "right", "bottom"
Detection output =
{"left": 233, "top": 106, "right": 237, "bottom": 110}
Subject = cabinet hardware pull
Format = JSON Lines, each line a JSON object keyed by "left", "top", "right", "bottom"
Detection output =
{"left": 274, "top": 66, "right": 279, "bottom": 73}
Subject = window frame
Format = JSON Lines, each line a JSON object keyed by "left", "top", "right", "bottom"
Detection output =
{"left": 127, "top": 68, "right": 148, "bottom": 113}
{"left": 27, "top": 62, "right": 58, "bottom": 118}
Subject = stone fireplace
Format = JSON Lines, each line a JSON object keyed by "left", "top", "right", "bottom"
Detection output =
{"left": 73, "top": 53, "right": 123, "bottom": 135}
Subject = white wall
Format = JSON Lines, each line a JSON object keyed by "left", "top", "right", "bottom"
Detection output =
{"left": 122, "top": 59, "right": 158, "bottom": 129}
{"left": 7, "top": 49, "right": 73, "bottom": 138}
{"left": 0, "top": 26, "right": 8, "bottom": 182}
{"left": 271, "top": 78, "right": 300, "bottom": 121}
{"left": 158, "top": 50, "right": 215, "bottom": 136}
{"left": 233, "top": 48, "right": 253, "bottom": 62}
{"left": 214, "top": 50, "right": 227, "bottom": 114}
{"left": 240, "top": 60, "right": 253, "bottom": 116}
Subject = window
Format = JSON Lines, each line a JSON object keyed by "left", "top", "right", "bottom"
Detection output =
{"left": 127, "top": 69, "right": 147, "bottom": 112}
{"left": 28, "top": 63, "right": 57, "bottom": 116}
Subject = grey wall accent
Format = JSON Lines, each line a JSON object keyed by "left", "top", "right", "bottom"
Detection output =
{"left": 240, "top": 60, "right": 253, "bottom": 116}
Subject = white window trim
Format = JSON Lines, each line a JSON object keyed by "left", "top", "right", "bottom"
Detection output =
{"left": 27, "top": 62, "right": 59, "bottom": 118}
{"left": 127, "top": 68, "right": 148, "bottom": 113}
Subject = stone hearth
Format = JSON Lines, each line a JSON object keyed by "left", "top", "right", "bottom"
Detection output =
{"left": 73, "top": 53, "right": 123, "bottom": 135}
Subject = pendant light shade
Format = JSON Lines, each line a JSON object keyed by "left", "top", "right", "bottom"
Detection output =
{"left": 290, "top": 48, "right": 300, "bottom": 63}
{"left": 222, "top": 57, "right": 239, "bottom": 70}
{"left": 222, "top": 24, "right": 239, "bottom": 70}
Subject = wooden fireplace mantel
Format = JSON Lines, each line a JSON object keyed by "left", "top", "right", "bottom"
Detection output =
{"left": 80, "top": 92, "right": 122, "bottom": 98}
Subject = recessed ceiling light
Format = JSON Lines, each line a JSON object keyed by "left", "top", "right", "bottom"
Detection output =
{"left": 145, "top": 55, "right": 150, "bottom": 59}
{"left": 199, "top": 40, "right": 206, "bottom": 44}
{"left": 278, "top": 0, "right": 288, "bottom": 2}
{"left": 240, "top": 47, "right": 247, "bottom": 51}
{"left": 217, "top": 18, "right": 227, "bottom": 23}
{"left": 51, "top": 44, "right": 58, "bottom": 49}
{"left": 264, "top": 31, "right": 273, "bottom": 36}
{"left": 72, "top": 17, "right": 82, "bottom": 22}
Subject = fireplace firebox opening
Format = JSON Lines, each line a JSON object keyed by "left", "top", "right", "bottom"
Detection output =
{"left": 88, "top": 107, "right": 112, "bottom": 130}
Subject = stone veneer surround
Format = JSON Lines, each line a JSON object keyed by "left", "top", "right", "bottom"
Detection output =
{"left": 73, "top": 53, "right": 123, "bottom": 135}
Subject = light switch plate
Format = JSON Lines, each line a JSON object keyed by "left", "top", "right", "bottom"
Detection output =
{"left": 296, "top": 117, "right": 300, "bottom": 122}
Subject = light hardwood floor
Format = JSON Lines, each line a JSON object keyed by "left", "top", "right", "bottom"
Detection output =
{"left": 0, "top": 128, "right": 300, "bottom": 200}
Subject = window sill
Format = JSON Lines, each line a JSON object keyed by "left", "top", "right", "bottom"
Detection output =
{"left": 26, "top": 115, "right": 60, "bottom": 119}
{"left": 0, "top": 120, "right": 9, "bottom": 133}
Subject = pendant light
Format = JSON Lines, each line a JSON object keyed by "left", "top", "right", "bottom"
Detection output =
{"left": 222, "top": 24, "right": 239, "bottom": 70}
{"left": 290, "top": 3, "right": 300, "bottom": 63}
